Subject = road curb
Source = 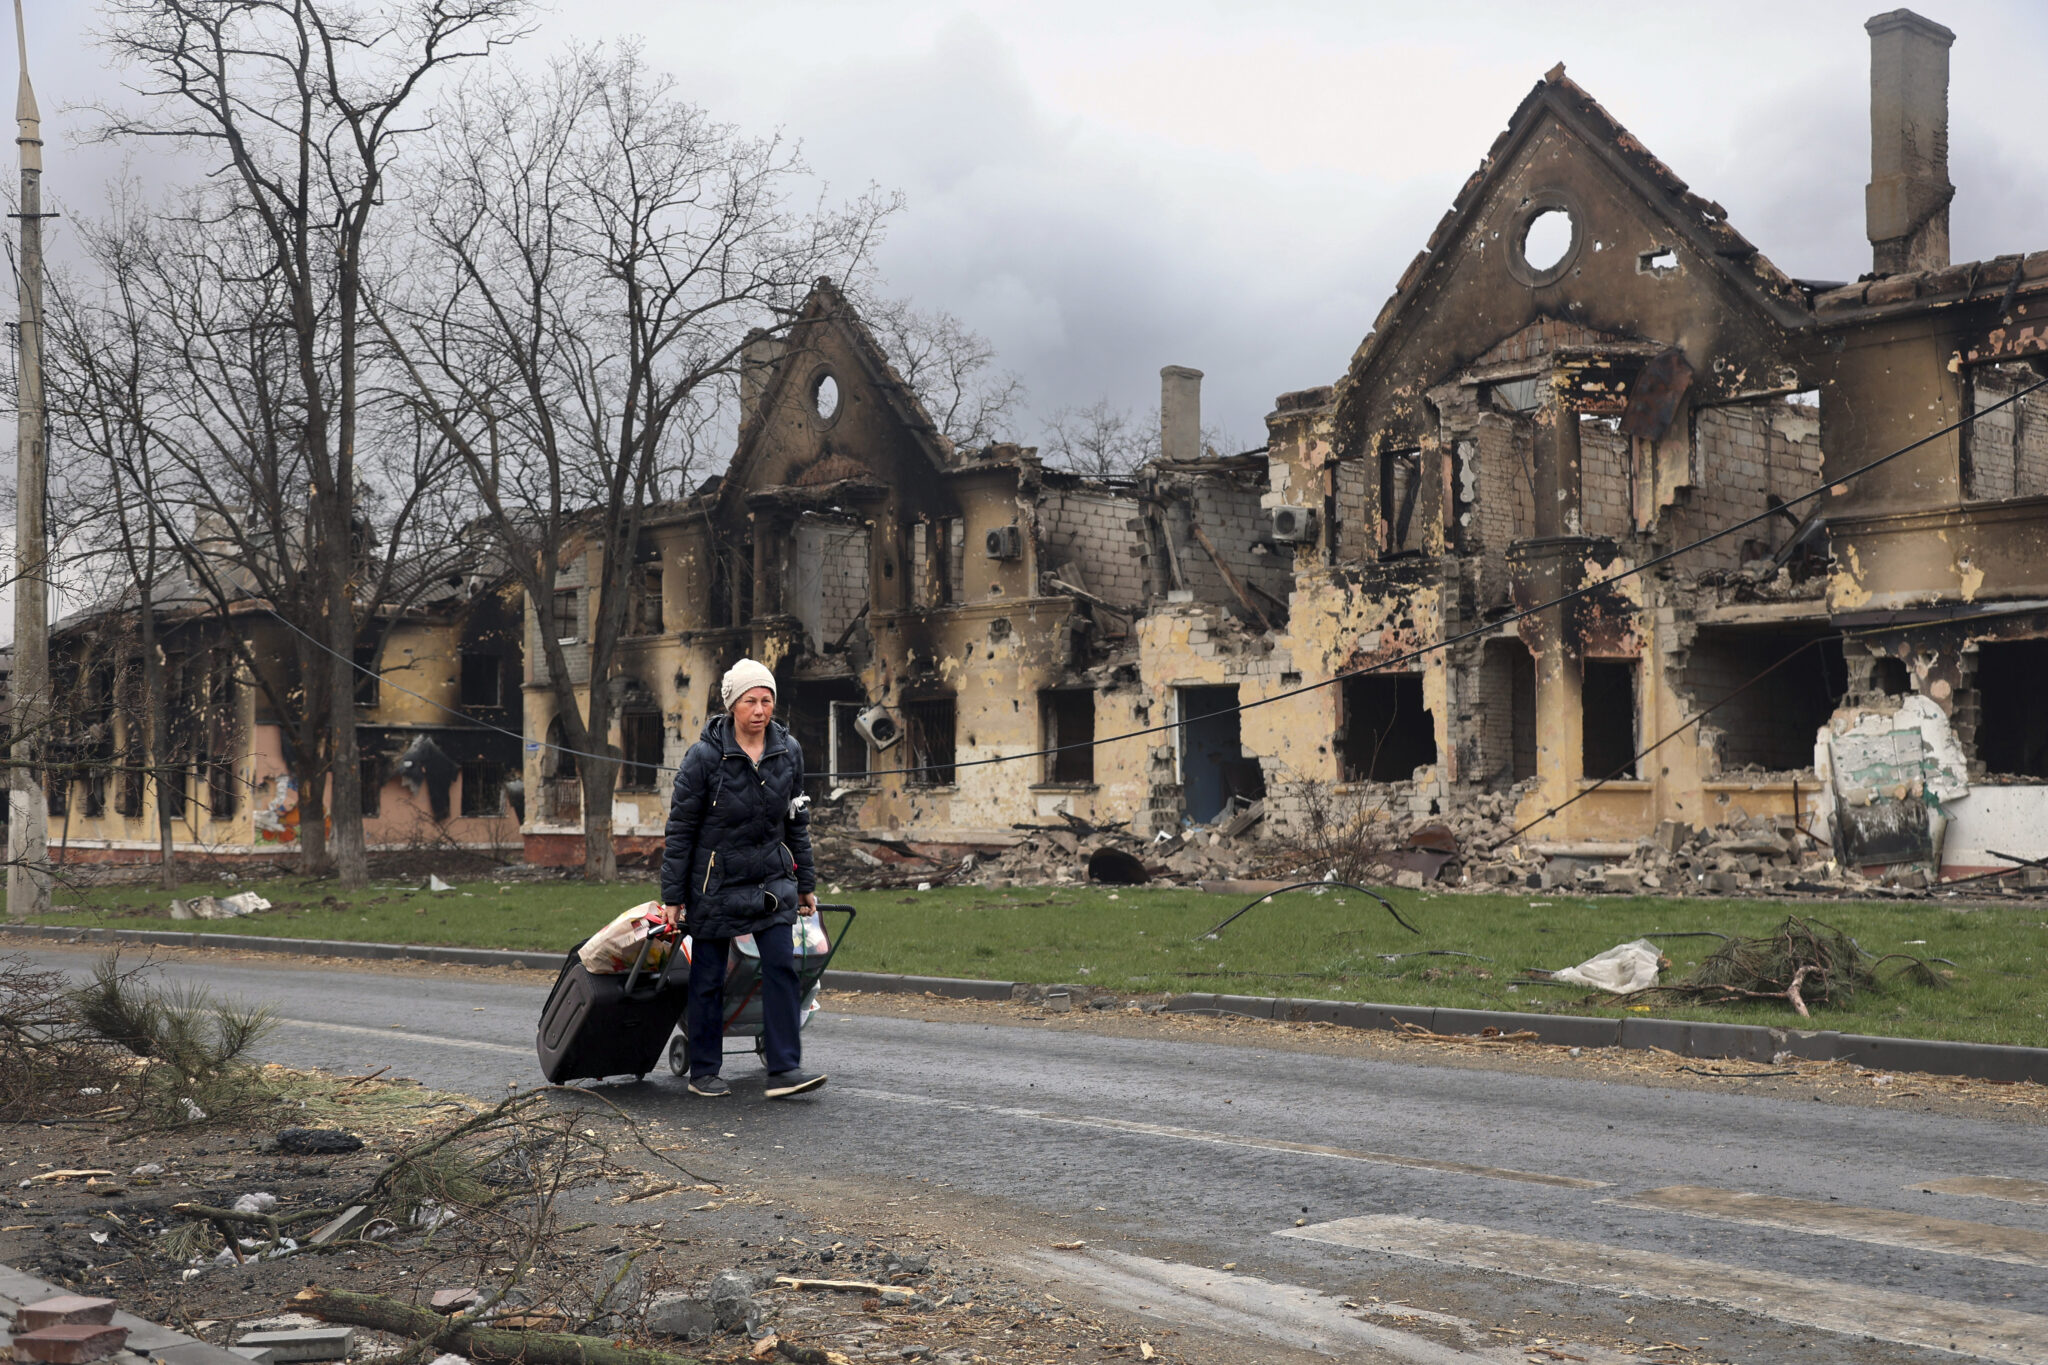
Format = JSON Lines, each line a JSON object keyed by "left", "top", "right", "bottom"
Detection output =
{"left": 7, "top": 922, "right": 2044, "bottom": 1084}
{"left": 1162, "top": 991, "right": 2048, "bottom": 1085}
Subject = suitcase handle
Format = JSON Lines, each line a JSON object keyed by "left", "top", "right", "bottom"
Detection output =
{"left": 622, "top": 925, "right": 683, "bottom": 997}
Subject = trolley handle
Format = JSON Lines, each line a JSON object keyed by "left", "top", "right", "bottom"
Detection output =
{"left": 623, "top": 924, "right": 685, "bottom": 996}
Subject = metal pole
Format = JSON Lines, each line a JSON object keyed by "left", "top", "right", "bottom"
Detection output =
{"left": 8, "top": 0, "right": 49, "bottom": 918}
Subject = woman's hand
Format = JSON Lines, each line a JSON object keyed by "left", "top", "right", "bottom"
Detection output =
{"left": 653, "top": 904, "right": 683, "bottom": 931}
{"left": 799, "top": 892, "right": 818, "bottom": 915}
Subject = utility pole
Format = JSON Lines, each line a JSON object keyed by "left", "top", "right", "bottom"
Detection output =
{"left": 7, "top": 0, "right": 48, "bottom": 919}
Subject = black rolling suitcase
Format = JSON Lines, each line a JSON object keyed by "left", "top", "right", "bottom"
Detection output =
{"left": 536, "top": 930, "right": 686, "bottom": 1084}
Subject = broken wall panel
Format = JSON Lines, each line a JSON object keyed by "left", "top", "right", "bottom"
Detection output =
{"left": 1963, "top": 364, "right": 2048, "bottom": 501}
{"left": 790, "top": 518, "right": 871, "bottom": 654}
{"left": 1039, "top": 487, "right": 1146, "bottom": 608}
{"left": 1464, "top": 637, "right": 1537, "bottom": 789}
{"left": 1189, "top": 476, "right": 1294, "bottom": 612}
{"left": 1661, "top": 400, "right": 1824, "bottom": 569}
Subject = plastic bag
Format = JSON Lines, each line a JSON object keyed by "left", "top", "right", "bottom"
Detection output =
{"left": 1550, "top": 938, "right": 1666, "bottom": 993}
{"left": 794, "top": 913, "right": 830, "bottom": 958}
{"left": 577, "top": 902, "right": 676, "bottom": 974}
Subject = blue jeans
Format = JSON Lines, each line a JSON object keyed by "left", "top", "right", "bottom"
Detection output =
{"left": 686, "top": 920, "right": 801, "bottom": 1077}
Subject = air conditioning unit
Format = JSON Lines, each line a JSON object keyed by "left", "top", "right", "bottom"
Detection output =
{"left": 853, "top": 705, "right": 902, "bottom": 751}
{"left": 1268, "top": 505, "right": 1318, "bottom": 543}
{"left": 984, "top": 524, "right": 1023, "bottom": 560}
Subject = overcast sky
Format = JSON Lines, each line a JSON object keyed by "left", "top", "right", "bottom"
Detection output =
{"left": 16, "top": 1, "right": 2048, "bottom": 457}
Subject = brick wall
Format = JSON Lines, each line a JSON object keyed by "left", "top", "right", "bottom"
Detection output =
{"left": 1189, "top": 477, "right": 1293, "bottom": 607}
{"left": 1663, "top": 399, "right": 1823, "bottom": 569}
{"left": 1967, "top": 366, "right": 2048, "bottom": 500}
{"left": 1469, "top": 414, "right": 1534, "bottom": 555}
{"left": 1580, "top": 420, "right": 1632, "bottom": 539}
{"left": 1039, "top": 489, "right": 1147, "bottom": 606}
{"left": 1333, "top": 457, "right": 1373, "bottom": 562}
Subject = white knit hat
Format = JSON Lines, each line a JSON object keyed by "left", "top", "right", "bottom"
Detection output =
{"left": 721, "top": 658, "right": 777, "bottom": 709}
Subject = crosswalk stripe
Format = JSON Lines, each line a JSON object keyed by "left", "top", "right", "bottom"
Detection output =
{"left": 1916, "top": 1176, "right": 2048, "bottom": 1207}
{"left": 1280, "top": 1214, "right": 2048, "bottom": 1364}
{"left": 1614, "top": 1185, "right": 2048, "bottom": 1268}
{"left": 838, "top": 1085, "right": 1606, "bottom": 1188}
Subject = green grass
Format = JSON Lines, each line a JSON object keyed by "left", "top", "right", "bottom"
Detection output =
{"left": 13, "top": 878, "right": 2048, "bottom": 1048}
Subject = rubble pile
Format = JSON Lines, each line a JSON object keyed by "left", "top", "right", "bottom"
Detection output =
{"left": 1458, "top": 809, "right": 1919, "bottom": 897}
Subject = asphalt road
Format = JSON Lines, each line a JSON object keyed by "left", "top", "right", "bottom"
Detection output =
{"left": 17, "top": 947, "right": 2048, "bottom": 1365}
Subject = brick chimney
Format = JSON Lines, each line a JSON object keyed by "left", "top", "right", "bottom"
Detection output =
{"left": 740, "top": 327, "right": 786, "bottom": 423}
{"left": 1866, "top": 9, "right": 1955, "bottom": 276}
{"left": 1160, "top": 365, "right": 1203, "bottom": 464}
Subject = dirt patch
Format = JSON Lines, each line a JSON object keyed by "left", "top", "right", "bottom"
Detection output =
{"left": 1, "top": 1062, "right": 1206, "bottom": 1365}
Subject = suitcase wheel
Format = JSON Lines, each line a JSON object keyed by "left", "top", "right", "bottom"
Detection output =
{"left": 667, "top": 1034, "right": 689, "bottom": 1077}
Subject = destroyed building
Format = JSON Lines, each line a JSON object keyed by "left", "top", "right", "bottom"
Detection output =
{"left": 29, "top": 558, "right": 526, "bottom": 866}
{"left": 525, "top": 9, "right": 2048, "bottom": 884}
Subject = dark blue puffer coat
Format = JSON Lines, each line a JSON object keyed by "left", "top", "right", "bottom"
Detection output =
{"left": 659, "top": 713, "right": 816, "bottom": 939}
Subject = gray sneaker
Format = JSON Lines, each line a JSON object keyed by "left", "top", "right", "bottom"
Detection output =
{"left": 688, "top": 1075, "right": 731, "bottom": 1098}
{"left": 764, "top": 1069, "right": 826, "bottom": 1099}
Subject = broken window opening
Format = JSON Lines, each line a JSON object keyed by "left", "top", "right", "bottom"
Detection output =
{"left": 1682, "top": 627, "right": 1845, "bottom": 772}
{"left": 1330, "top": 456, "right": 1371, "bottom": 563}
{"left": 1521, "top": 207, "right": 1575, "bottom": 273}
{"left": 202, "top": 655, "right": 239, "bottom": 818}
{"left": 707, "top": 549, "right": 733, "bottom": 629}
{"left": 460, "top": 759, "right": 506, "bottom": 818}
{"left": 904, "top": 697, "right": 957, "bottom": 786}
{"left": 1179, "top": 685, "right": 1264, "bottom": 824}
{"left": 1975, "top": 639, "right": 2048, "bottom": 778}
{"left": 361, "top": 754, "right": 382, "bottom": 818}
{"left": 1870, "top": 655, "right": 1910, "bottom": 696}
{"left": 1477, "top": 639, "right": 1537, "bottom": 787}
{"left": 1339, "top": 673, "right": 1439, "bottom": 782}
{"left": 540, "top": 715, "right": 580, "bottom": 823}
{"left": 629, "top": 565, "right": 665, "bottom": 636}
{"left": 1379, "top": 449, "right": 1423, "bottom": 557}
{"left": 1489, "top": 377, "right": 1545, "bottom": 413}
{"left": 1040, "top": 689, "right": 1096, "bottom": 785}
{"left": 786, "top": 678, "right": 863, "bottom": 797}
{"left": 1962, "top": 363, "right": 2048, "bottom": 501}
{"left": 1581, "top": 659, "right": 1640, "bottom": 780}
{"left": 461, "top": 653, "right": 505, "bottom": 711}
{"left": 736, "top": 546, "right": 756, "bottom": 623}
{"left": 353, "top": 643, "right": 380, "bottom": 708}
{"left": 828, "top": 698, "right": 872, "bottom": 788}
{"left": 550, "top": 589, "right": 578, "bottom": 644}
{"left": 619, "top": 710, "right": 665, "bottom": 791}
{"left": 159, "top": 765, "right": 188, "bottom": 824}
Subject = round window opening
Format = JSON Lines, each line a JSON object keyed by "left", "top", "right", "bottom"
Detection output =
{"left": 1520, "top": 207, "right": 1575, "bottom": 274}
{"left": 813, "top": 373, "right": 840, "bottom": 422}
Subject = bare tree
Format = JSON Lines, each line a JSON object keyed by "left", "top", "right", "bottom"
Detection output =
{"left": 1041, "top": 398, "right": 1154, "bottom": 476}
{"left": 91, "top": 0, "right": 525, "bottom": 886}
{"left": 860, "top": 297, "right": 1024, "bottom": 450}
{"left": 378, "top": 46, "right": 894, "bottom": 880}
{"left": 43, "top": 211, "right": 181, "bottom": 888}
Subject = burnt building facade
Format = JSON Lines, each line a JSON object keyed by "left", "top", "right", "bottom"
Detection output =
{"left": 526, "top": 9, "right": 2048, "bottom": 881}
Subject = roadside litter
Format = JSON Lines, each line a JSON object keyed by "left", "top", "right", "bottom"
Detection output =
{"left": 1538, "top": 939, "right": 1667, "bottom": 994}
{"left": 168, "top": 892, "right": 272, "bottom": 920}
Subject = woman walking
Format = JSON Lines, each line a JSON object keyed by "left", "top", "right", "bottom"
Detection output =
{"left": 657, "top": 659, "right": 825, "bottom": 1099}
